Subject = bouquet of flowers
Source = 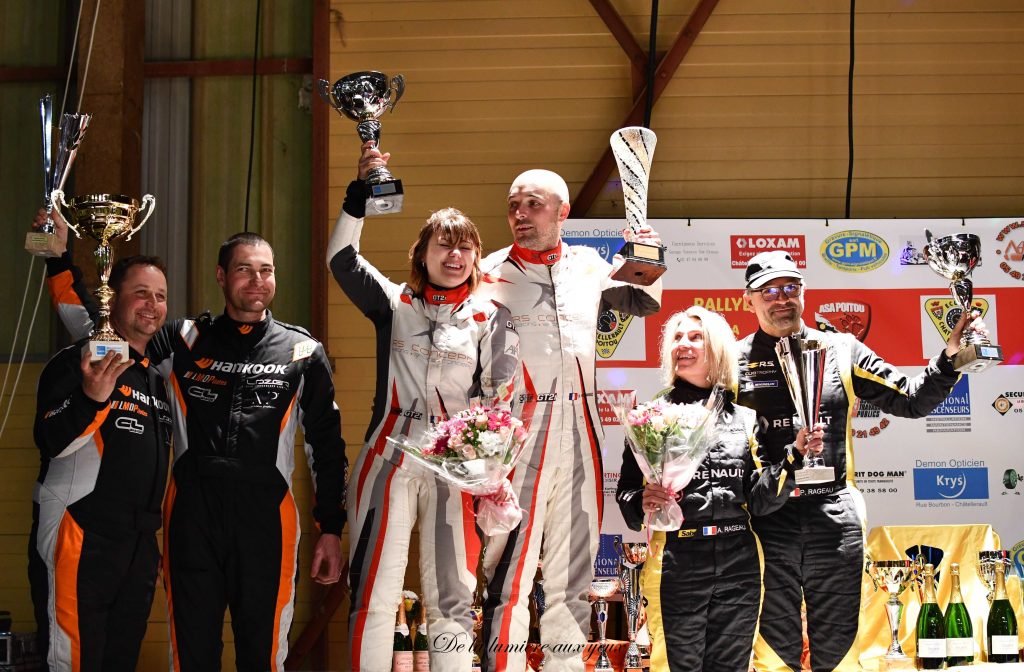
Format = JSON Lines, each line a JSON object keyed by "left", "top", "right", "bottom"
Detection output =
{"left": 613, "top": 387, "right": 725, "bottom": 531}
{"left": 388, "top": 404, "right": 528, "bottom": 535}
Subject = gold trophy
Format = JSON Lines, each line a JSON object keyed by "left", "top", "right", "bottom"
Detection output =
{"left": 865, "top": 559, "right": 916, "bottom": 670}
{"left": 50, "top": 190, "right": 156, "bottom": 360}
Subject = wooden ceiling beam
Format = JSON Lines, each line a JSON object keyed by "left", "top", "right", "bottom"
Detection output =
{"left": 588, "top": 0, "right": 646, "bottom": 83}
{"left": 574, "top": 0, "right": 719, "bottom": 215}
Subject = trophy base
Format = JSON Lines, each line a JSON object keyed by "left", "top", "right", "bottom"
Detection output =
{"left": 88, "top": 339, "right": 129, "bottom": 362}
{"left": 365, "top": 179, "right": 404, "bottom": 215}
{"left": 795, "top": 465, "right": 836, "bottom": 485}
{"left": 25, "top": 231, "right": 63, "bottom": 257}
{"left": 611, "top": 242, "right": 667, "bottom": 286}
{"left": 880, "top": 655, "right": 915, "bottom": 670}
{"left": 953, "top": 343, "right": 1003, "bottom": 373}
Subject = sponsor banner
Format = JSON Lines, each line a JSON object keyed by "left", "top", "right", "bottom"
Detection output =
{"left": 925, "top": 376, "right": 972, "bottom": 434}
{"left": 593, "top": 533, "right": 621, "bottom": 577}
{"left": 592, "top": 218, "right": 1024, "bottom": 545}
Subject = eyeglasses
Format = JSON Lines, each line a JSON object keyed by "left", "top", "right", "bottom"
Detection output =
{"left": 753, "top": 283, "right": 803, "bottom": 301}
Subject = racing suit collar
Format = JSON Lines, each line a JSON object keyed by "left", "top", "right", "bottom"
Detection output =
{"left": 668, "top": 378, "right": 736, "bottom": 407}
{"left": 423, "top": 281, "right": 471, "bottom": 305}
{"left": 510, "top": 241, "right": 563, "bottom": 266}
{"left": 216, "top": 309, "right": 272, "bottom": 342}
{"left": 753, "top": 322, "right": 809, "bottom": 346}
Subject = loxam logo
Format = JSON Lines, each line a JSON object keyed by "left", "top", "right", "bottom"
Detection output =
{"left": 913, "top": 468, "right": 988, "bottom": 500}
{"left": 820, "top": 230, "right": 889, "bottom": 272}
{"left": 195, "top": 358, "right": 287, "bottom": 375}
{"left": 115, "top": 417, "right": 145, "bottom": 435}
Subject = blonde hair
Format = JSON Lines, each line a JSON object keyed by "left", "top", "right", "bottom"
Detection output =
{"left": 407, "top": 207, "right": 482, "bottom": 295}
{"left": 659, "top": 306, "right": 738, "bottom": 389}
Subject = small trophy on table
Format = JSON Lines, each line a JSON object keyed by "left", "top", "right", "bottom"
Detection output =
{"left": 865, "top": 558, "right": 916, "bottom": 670}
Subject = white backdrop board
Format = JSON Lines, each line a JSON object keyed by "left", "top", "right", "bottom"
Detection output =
{"left": 563, "top": 218, "right": 1024, "bottom": 573}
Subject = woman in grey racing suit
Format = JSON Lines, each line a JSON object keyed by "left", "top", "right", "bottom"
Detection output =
{"left": 616, "top": 306, "right": 820, "bottom": 672}
{"left": 328, "top": 145, "right": 519, "bottom": 672}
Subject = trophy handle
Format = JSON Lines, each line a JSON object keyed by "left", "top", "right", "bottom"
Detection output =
{"left": 388, "top": 74, "right": 405, "bottom": 111}
{"left": 50, "top": 189, "right": 83, "bottom": 239}
{"left": 865, "top": 558, "right": 881, "bottom": 592}
{"left": 315, "top": 78, "right": 335, "bottom": 107}
{"left": 124, "top": 194, "right": 156, "bottom": 242}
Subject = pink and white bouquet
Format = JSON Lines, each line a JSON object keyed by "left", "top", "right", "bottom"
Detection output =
{"left": 388, "top": 404, "right": 528, "bottom": 535}
{"left": 613, "top": 387, "right": 725, "bottom": 531}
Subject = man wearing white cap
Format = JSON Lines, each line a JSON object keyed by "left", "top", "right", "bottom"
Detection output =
{"left": 736, "top": 250, "right": 976, "bottom": 672}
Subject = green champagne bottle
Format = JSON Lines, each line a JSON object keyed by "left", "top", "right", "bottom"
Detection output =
{"left": 393, "top": 605, "right": 413, "bottom": 672}
{"left": 413, "top": 607, "right": 430, "bottom": 671}
{"left": 915, "top": 563, "right": 945, "bottom": 670}
{"left": 944, "top": 562, "right": 974, "bottom": 666}
{"left": 986, "top": 560, "right": 1020, "bottom": 663}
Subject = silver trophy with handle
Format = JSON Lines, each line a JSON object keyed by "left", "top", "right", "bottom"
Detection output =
{"left": 317, "top": 71, "right": 405, "bottom": 215}
{"left": 922, "top": 229, "right": 1003, "bottom": 373}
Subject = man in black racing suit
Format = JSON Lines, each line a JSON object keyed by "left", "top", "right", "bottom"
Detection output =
{"left": 736, "top": 250, "right": 974, "bottom": 672}
{"left": 44, "top": 230, "right": 348, "bottom": 672}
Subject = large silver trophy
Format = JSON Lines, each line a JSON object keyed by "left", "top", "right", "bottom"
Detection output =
{"left": 51, "top": 191, "right": 156, "bottom": 360}
{"left": 922, "top": 230, "right": 1003, "bottom": 373}
{"left": 25, "top": 95, "right": 91, "bottom": 257}
{"left": 318, "top": 71, "right": 405, "bottom": 215}
{"left": 865, "top": 559, "right": 916, "bottom": 668}
{"left": 609, "top": 127, "right": 666, "bottom": 286}
{"left": 775, "top": 336, "right": 834, "bottom": 485}
{"left": 615, "top": 541, "right": 648, "bottom": 672}
{"left": 587, "top": 577, "right": 620, "bottom": 671}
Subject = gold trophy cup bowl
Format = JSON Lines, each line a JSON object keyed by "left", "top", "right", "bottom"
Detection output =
{"left": 50, "top": 190, "right": 156, "bottom": 360}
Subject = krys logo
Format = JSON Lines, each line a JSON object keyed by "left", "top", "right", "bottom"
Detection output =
{"left": 913, "top": 468, "right": 989, "bottom": 500}
{"left": 925, "top": 296, "right": 990, "bottom": 341}
{"left": 596, "top": 308, "right": 633, "bottom": 359}
{"left": 821, "top": 230, "right": 889, "bottom": 272}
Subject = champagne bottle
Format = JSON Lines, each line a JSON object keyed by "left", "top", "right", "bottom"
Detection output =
{"left": 393, "top": 605, "right": 413, "bottom": 672}
{"left": 413, "top": 607, "right": 430, "bottom": 672}
{"left": 915, "top": 563, "right": 945, "bottom": 670}
{"left": 986, "top": 560, "right": 1020, "bottom": 663}
{"left": 944, "top": 562, "right": 974, "bottom": 666}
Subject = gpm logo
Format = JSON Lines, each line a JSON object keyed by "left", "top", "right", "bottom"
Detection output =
{"left": 821, "top": 230, "right": 889, "bottom": 272}
{"left": 913, "top": 468, "right": 989, "bottom": 500}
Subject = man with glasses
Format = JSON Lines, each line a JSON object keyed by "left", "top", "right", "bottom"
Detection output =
{"left": 736, "top": 250, "right": 975, "bottom": 672}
